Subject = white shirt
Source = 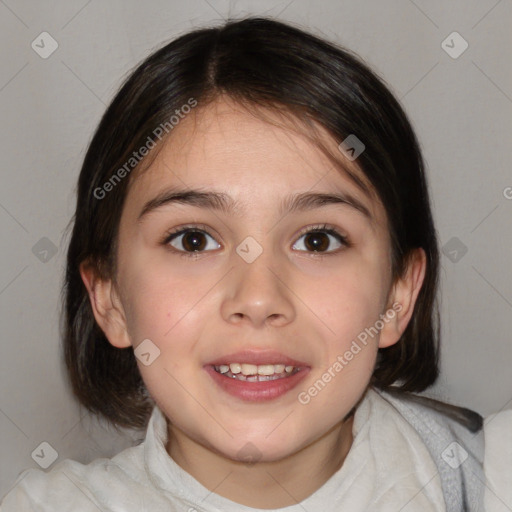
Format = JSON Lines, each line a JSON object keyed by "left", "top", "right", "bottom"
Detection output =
{"left": 1, "top": 388, "right": 510, "bottom": 511}
{"left": 484, "top": 407, "right": 512, "bottom": 511}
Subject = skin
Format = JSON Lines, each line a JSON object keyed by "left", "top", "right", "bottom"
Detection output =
{"left": 81, "top": 97, "right": 426, "bottom": 509}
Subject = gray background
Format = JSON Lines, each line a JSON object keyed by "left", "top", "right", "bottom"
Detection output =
{"left": 1, "top": 0, "right": 511, "bottom": 497}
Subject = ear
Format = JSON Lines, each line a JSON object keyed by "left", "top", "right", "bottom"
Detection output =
{"left": 378, "top": 248, "right": 427, "bottom": 349}
{"left": 79, "top": 261, "right": 132, "bottom": 348}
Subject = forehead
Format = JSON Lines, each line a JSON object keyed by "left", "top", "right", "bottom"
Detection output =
{"left": 125, "top": 97, "right": 384, "bottom": 223}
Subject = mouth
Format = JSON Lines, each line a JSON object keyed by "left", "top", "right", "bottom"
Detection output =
{"left": 205, "top": 349, "right": 311, "bottom": 402}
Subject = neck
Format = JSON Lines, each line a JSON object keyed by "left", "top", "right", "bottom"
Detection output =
{"left": 166, "top": 411, "right": 356, "bottom": 509}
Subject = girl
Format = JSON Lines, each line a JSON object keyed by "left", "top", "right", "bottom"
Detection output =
{"left": 2, "top": 16, "right": 510, "bottom": 512}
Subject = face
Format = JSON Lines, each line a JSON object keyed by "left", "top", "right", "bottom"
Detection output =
{"left": 85, "top": 97, "right": 419, "bottom": 466}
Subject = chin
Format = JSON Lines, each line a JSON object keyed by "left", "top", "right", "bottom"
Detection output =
{"left": 228, "top": 435, "right": 307, "bottom": 464}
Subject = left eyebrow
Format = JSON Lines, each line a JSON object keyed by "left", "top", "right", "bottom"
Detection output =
{"left": 137, "top": 187, "right": 372, "bottom": 222}
{"left": 281, "top": 191, "right": 371, "bottom": 219}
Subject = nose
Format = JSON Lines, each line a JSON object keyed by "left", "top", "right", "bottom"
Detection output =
{"left": 220, "top": 250, "right": 296, "bottom": 328}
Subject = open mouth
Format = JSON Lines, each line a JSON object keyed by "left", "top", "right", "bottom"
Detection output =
{"left": 213, "top": 363, "right": 302, "bottom": 382}
{"left": 205, "top": 349, "right": 311, "bottom": 401}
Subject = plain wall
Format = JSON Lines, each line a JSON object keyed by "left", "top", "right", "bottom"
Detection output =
{"left": 1, "top": 0, "right": 511, "bottom": 496}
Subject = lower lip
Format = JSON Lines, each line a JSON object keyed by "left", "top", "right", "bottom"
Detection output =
{"left": 205, "top": 365, "right": 310, "bottom": 402}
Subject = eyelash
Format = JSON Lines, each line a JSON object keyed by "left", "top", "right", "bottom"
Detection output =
{"left": 161, "top": 223, "right": 350, "bottom": 258}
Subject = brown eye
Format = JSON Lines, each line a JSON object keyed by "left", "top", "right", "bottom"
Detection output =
{"left": 168, "top": 229, "right": 220, "bottom": 253}
{"left": 292, "top": 228, "right": 346, "bottom": 253}
{"left": 304, "top": 232, "right": 330, "bottom": 252}
{"left": 182, "top": 231, "right": 206, "bottom": 251}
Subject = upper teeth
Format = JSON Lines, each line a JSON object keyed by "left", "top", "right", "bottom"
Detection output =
{"left": 217, "top": 363, "right": 295, "bottom": 375}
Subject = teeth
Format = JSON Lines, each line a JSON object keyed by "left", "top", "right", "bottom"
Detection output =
{"left": 225, "top": 363, "right": 296, "bottom": 375}
{"left": 229, "top": 363, "right": 242, "bottom": 374}
{"left": 241, "top": 363, "right": 258, "bottom": 376}
{"left": 216, "top": 363, "right": 298, "bottom": 378}
{"left": 258, "top": 364, "right": 276, "bottom": 376}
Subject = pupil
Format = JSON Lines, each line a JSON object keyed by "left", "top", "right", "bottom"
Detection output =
{"left": 183, "top": 231, "right": 206, "bottom": 251}
{"left": 305, "top": 232, "right": 328, "bottom": 252}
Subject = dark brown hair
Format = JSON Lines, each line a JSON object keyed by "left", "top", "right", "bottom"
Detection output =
{"left": 63, "top": 16, "right": 440, "bottom": 429}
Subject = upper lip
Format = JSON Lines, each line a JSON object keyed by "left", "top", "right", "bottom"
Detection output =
{"left": 206, "top": 349, "right": 310, "bottom": 367}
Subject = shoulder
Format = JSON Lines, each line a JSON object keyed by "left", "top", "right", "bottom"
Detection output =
{"left": 371, "top": 386, "right": 486, "bottom": 511}
{"left": 0, "top": 444, "right": 149, "bottom": 512}
{"left": 376, "top": 386, "right": 484, "bottom": 433}
{"left": 483, "top": 408, "right": 512, "bottom": 510}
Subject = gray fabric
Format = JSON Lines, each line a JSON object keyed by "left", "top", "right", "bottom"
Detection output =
{"left": 377, "top": 388, "right": 485, "bottom": 512}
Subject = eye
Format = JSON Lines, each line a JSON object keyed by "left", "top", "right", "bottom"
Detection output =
{"left": 292, "top": 225, "right": 348, "bottom": 253}
{"left": 164, "top": 227, "right": 221, "bottom": 253}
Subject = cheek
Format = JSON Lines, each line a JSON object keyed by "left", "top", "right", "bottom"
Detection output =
{"left": 118, "top": 255, "right": 203, "bottom": 346}
{"left": 305, "top": 263, "right": 388, "bottom": 343}
{"left": 121, "top": 266, "right": 209, "bottom": 399}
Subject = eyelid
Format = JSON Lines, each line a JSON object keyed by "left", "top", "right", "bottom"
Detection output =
{"left": 294, "top": 223, "right": 347, "bottom": 240}
{"left": 162, "top": 223, "right": 217, "bottom": 242}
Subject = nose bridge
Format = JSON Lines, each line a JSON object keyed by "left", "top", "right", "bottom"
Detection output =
{"left": 221, "top": 242, "right": 295, "bottom": 327}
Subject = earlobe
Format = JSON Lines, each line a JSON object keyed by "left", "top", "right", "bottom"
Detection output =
{"left": 378, "top": 248, "right": 427, "bottom": 349}
{"left": 79, "top": 261, "right": 132, "bottom": 348}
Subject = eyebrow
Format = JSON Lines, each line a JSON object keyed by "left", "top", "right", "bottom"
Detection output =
{"left": 137, "top": 186, "right": 372, "bottom": 222}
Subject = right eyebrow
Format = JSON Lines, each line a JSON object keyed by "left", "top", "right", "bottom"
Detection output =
{"left": 137, "top": 188, "right": 237, "bottom": 222}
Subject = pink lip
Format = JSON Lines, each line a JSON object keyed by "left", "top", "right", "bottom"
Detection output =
{"left": 205, "top": 349, "right": 309, "bottom": 367}
{"left": 204, "top": 349, "right": 311, "bottom": 402}
{"left": 205, "top": 365, "right": 310, "bottom": 402}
